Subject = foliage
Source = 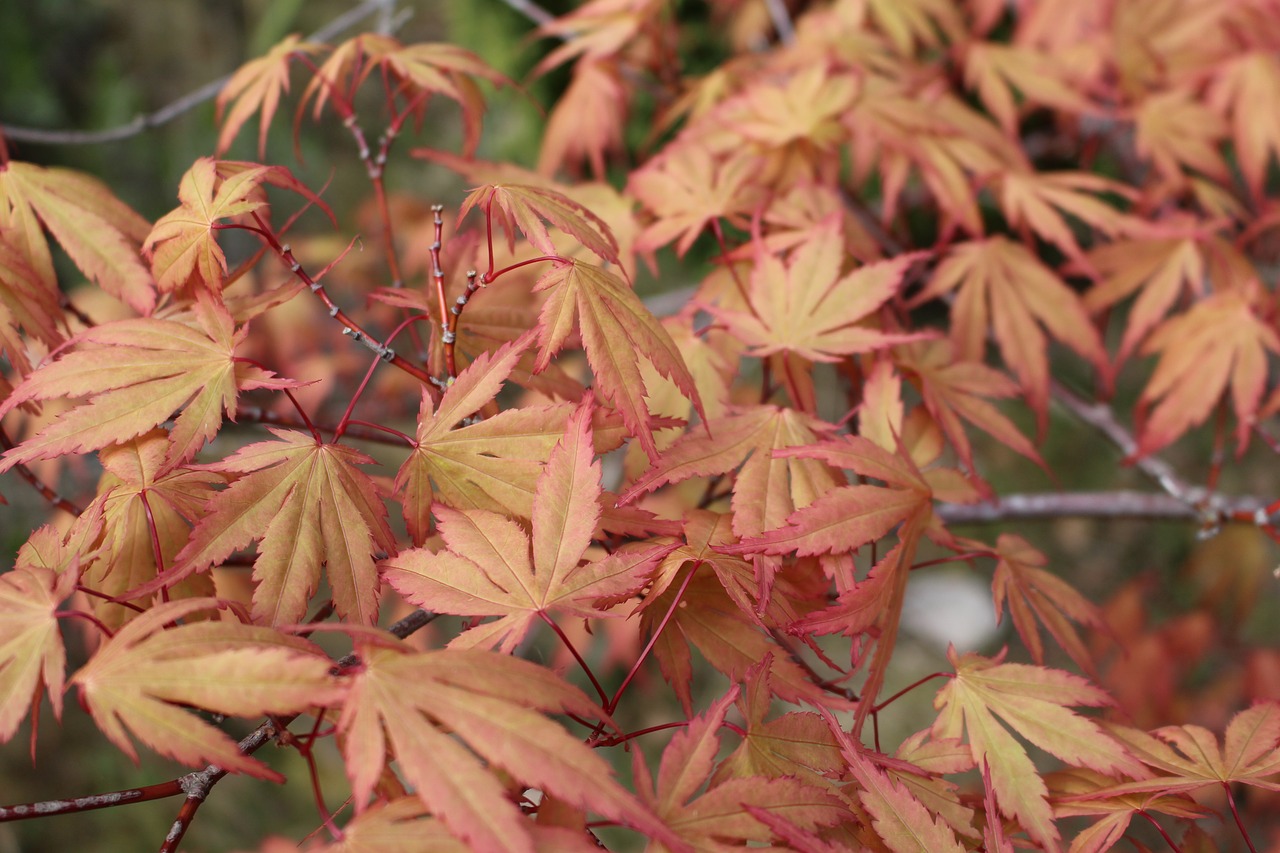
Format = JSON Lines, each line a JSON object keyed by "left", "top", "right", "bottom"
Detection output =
{"left": 2, "top": 0, "right": 1280, "bottom": 850}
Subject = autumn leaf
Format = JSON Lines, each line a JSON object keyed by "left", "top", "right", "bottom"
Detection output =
{"left": 963, "top": 42, "right": 1094, "bottom": 135}
{"left": 916, "top": 236, "right": 1107, "bottom": 425}
{"left": 385, "top": 398, "right": 673, "bottom": 652}
{"left": 69, "top": 598, "right": 345, "bottom": 781}
{"left": 896, "top": 340, "right": 1043, "bottom": 471}
{"left": 338, "top": 640, "right": 680, "bottom": 853}
{"left": 0, "top": 160, "right": 155, "bottom": 315}
{"left": 932, "top": 649, "right": 1145, "bottom": 850}
{"left": 1207, "top": 50, "right": 1280, "bottom": 200}
{"left": 0, "top": 564, "right": 78, "bottom": 742}
{"left": 140, "top": 428, "right": 397, "bottom": 626}
{"left": 80, "top": 430, "right": 222, "bottom": 628}
{"left": 1069, "top": 703, "right": 1280, "bottom": 802}
{"left": 532, "top": 259, "right": 701, "bottom": 459}
{"left": 1134, "top": 89, "right": 1230, "bottom": 185}
{"left": 216, "top": 34, "right": 321, "bottom": 157}
{"left": 0, "top": 238, "right": 63, "bottom": 376}
{"left": 1136, "top": 286, "right": 1279, "bottom": 456}
{"left": 1049, "top": 768, "right": 1207, "bottom": 853}
{"left": 711, "top": 223, "right": 924, "bottom": 363}
{"left": 986, "top": 533, "right": 1105, "bottom": 676}
{"left": 532, "top": 0, "right": 662, "bottom": 75}
{"left": 142, "top": 157, "right": 273, "bottom": 293}
{"left": 459, "top": 183, "right": 619, "bottom": 266}
{"left": 629, "top": 146, "right": 760, "bottom": 257}
{"left": 619, "top": 405, "right": 842, "bottom": 542}
{"left": 633, "top": 685, "right": 846, "bottom": 851}
{"left": 994, "top": 170, "right": 1135, "bottom": 265}
{"left": 0, "top": 294, "right": 289, "bottom": 472}
{"left": 538, "top": 58, "right": 628, "bottom": 179}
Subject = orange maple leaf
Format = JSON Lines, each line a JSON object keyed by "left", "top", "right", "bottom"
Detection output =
{"left": 459, "top": 183, "right": 620, "bottom": 266}
{"left": 712, "top": 224, "right": 924, "bottom": 363}
{"left": 633, "top": 686, "right": 845, "bottom": 850}
{"left": 0, "top": 238, "right": 63, "bottom": 376}
{"left": 0, "top": 563, "right": 77, "bottom": 742}
{"left": 0, "top": 160, "right": 154, "bottom": 315}
{"left": 917, "top": 236, "right": 1107, "bottom": 426}
{"left": 215, "top": 34, "right": 322, "bottom": 157}
{"left": 532, "top": 259, "right": 701, "bottom": 460}
{"left": 1136, "top": 287, "right": 1280, "bottom": 456}
{"left": 385, "top": 398, "right": 673, "bottom": 652}
{"left": 142, "top": 428, "right": 397, "bottom": 626}
{"left": 0, "top": 295, "right": 288, "bottom": 471}
{"left": 629, "top": 146, "right": 760, "bottom": 257}
{"left": 932, "top": 649, "right": 1146, "bottom": 851}
{"left": 69, "top": 598, "right": 346, "bottom": 781}
{"left": 337, "top": 639, "right": 680, "bottom": 853}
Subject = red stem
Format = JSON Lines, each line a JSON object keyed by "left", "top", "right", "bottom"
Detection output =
{"left": 608, "top": 561, "right": 700, "bottom": 714}
{"left": 1224, "top": 782, "right": 1259, "bottom": 853}
{"left": 539, "top": 611, "right": 609, "bottom": 707}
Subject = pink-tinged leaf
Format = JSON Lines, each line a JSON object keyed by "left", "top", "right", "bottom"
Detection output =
{"left": 0, "top": 564, "right": 78, "bottom": 741}
{"left": 532, "top": 397, "right": 601, "bottom": 596}
{"left": 933, "top": 649, "right": 1145, "bottom": 850}
{"left": 459, "top": 183, "right": 619, "bottom": 265}
{"left": 532, "top": 259, "right": 702, "bottom": 459}
{"left": 69, "top": 598, "right": 345, "bottom": 780}
{"left": 0, "top": 295, "right": 284, "bottom": 471}
{"left": 0, "top": 161, "right": 155, "bottom": 315}
{"left": 215, "top": 34, "right": 321, "bottom": 156}
{"left": 339, "top": 641, "right": 682, "bottom": 853}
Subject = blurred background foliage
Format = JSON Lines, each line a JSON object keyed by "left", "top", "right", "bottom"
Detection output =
{"left": 1, "top": 1, "right": 1277, "bottom": 851}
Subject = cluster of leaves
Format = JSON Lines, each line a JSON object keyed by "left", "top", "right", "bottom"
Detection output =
{"left": 4, "top": 0, "right": 1280, "bottom": 850}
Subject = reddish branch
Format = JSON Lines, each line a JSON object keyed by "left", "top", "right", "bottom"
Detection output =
{"left": 0, "top": 609, "right": 439, "bottom": 847}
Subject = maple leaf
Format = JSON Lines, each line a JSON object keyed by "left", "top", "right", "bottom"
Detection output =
{"left": 994, "top": 170, "right": 1135, "bottom": 265}
{"left": 865, "top": 0, "right": 964, "bottom": 54}
{"left": 986, "top": 533, "right": 1106, "bottom": 676}
{"left": 458, "top": 183, "right": 620, "bottom": 266}
{"left": 69, "top": 598, "right": 346, "bottom": 781}
{"left": 633, "top": 686, "right": 846, "bottom": 851}
{"left": 711, "top": 224, "right": 924, "bottom": 363}
{"left": 1049, "top": 767, "right": 1207, "bottom": 853}
{"left": 1070, "top": 703, "right": 1280, "bottom": 803}
{"left": 1134, "top": 88, "right": 1230, "bottom": 185}
{"left": 0, "top": 238, "right": 63, "bottom": 376}
{"left": 896, "top": 340, "right": 1043, "bottom": 471}
{"left": 619, "top": 405, "right": 842, "bottom": 541}
{"left": 1081, "top": 231, "right": 1209, "bottom": 366}
{"left": 538, "top": 58, "right": 628, "bottom": 179}
{"left": 532, "top": 259, "right": 701, "bottom": 460}
{"left": 1136, "top": 287, "right": 1279, "bottom": 456}
{"left": 639, "top": 560, "right": 831, "bottom": 713}
{"left": 533, "top": 0, "right": 663, "bottom": 75}
{"left": 720, "top": 434, "right": 976, "bottom": 558}
{"left": 81, "top": 430, "right": 222, "bottom": 628}
{"left": 827, "top": 723, "right": 968, "bottom": 853}
{"left": 385, "top": 398, "right": 672, "bottom": 651}
{"left": 916, "top": 236, "right": 1107, "bottom": 425}
{"left": 932, "top": 648, "right": 1146, "bottom": 851}
{"left": 0, "top": 564, "right": 77, "bottom": 742}
{"left": 963, "top": 42, "right": 1094, "bottom": 135}
{"left": 0, "top": 160, "right": 155, "bottom": 315}
{"left": 629, "top": 146, "right": 760, "bottom": 257}
{"left": 216, "top": 34, "right": 321, "bottom": 157}
{"left": 1207, "top": 50, "right": 1280, "bottom": 200}
{"left": 338, "top": 640, "right": 679, "bottom": 853}
{"left": 712, "top": 657, "right": 844, "bottom": 784}
{"left": 142, "top": 157, "right": 273, "bottom": 293}
{"left": 0, "top": 294, "right": 288, "bottom": 472}
{"left": 141, "top": 428, "right": 397, "bottom": 626}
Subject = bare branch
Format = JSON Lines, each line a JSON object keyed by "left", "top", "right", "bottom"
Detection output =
{"left": 0, "top": 0, "right": 399, "bottom": 147}
{"left": 935, "top": 490, "right": 1270, "bottom": 526}
{"left": 496, "top": 0, "right": 557, "bottom": 27}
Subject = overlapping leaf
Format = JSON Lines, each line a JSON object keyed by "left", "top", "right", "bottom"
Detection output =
{"left": 1135, "top": 287, "right": 1279, "bottom": 456}
{"left": 712, "top": 224, "right": 923, "bottom": 363}
{"left": 0, "top": 295, "right": 288, "bottom": 472}
{"left": 141, "top": 428, "right": 397, "bottom": 626}
{"left": 216, "top": 34, "right": 321, "bottom": 156}
{"left": 932, "top": 649, "right": 1145, "bottom": 850}
{"left": 532, "top": 259, "right": 701, "bottom": 459}
{"left": 69, "top": 598, "right": 345, "bottom": 780}
{"left": 633, "top": 686, "right": 845, "bottom": 851}
{"left": 459, "top": 183, "right": 619, "bottom": 265}
{"left": 0, "top": 564, "right": 77, "bottom": 741}
{"left": 0, "top": 160, "right": 154, "bottom": 315}
{"left": 338, "top": 640, "right": 679, "bottom": 853}
{"left": 917, "top": 236, "right": 1106, "bottom": 424}
{"left": 385, "top": 399, "right": 672, "bottom": 651}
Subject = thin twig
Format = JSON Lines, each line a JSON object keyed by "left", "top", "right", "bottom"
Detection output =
{"left": 0, "top": 0, "right": 399, "bottom": 147}
{"left": 496, "top": 0, "right": 556, "bottom": 27}
{"left": 935, "top": 490, "right": 1270, "bottom": 525}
